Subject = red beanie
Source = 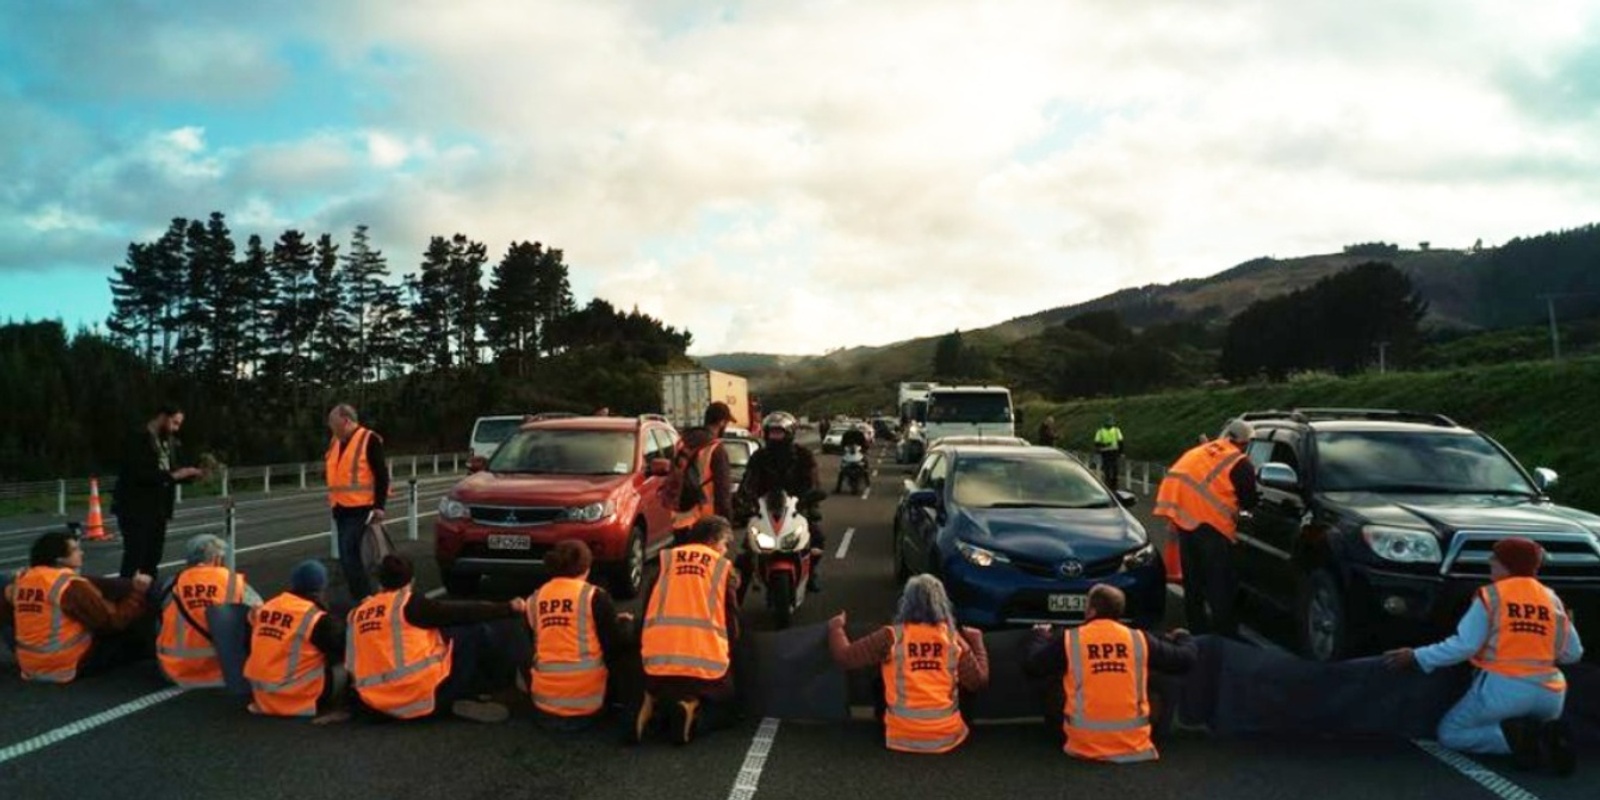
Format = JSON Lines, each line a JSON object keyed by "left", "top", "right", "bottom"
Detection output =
{"left": 1493, "top": 537, "right": 1543, "bottom": 577}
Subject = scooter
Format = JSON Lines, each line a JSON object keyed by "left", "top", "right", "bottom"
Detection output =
{"left": 745, "top": 490, "right": 822, "bottom": 629}
{"left": 838, "top": 445, "right": 870, "bottom": 495}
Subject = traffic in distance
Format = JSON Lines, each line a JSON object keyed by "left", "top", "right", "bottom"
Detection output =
{"left": 1, "top": 372, "right": 1596, "bottom": 799}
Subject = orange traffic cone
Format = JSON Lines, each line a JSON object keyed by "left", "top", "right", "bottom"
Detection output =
{"left": 83, "top": 477, "right": 110, "bottom": 541}
{"left": 1163, "top": 538, "right": 1183, "bottom": 585}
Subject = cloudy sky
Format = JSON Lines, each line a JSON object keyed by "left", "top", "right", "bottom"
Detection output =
{"left": 3, "top": 0, "right": 1599, "bottom": 355}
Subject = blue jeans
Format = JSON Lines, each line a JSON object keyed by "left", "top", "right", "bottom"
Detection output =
{"left": 1437, "top": 670, "right": 1566, "bottom": 754}
{"left": 333, "top": 508, "right": 373, "bottom": 603}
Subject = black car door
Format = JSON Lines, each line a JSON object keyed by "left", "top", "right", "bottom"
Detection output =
{"left": 1239, "top": 433, "right": 1306, "bottom": 604}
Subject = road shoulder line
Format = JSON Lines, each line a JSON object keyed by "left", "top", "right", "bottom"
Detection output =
{"left": 726, "top": 717, "right": 781, "bottom": 800}
{"left": 0, "top": 687, "right": 187, "bottom": 765}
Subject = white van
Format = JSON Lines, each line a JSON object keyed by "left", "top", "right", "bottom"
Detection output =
{"left": 469, "top": 415, "right": 527, "bottom": 460}
{"left": 922, "top": 386, "right": 1015, "bottom": 446}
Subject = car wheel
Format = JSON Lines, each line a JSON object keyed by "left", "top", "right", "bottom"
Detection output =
{"left": 1298, "top": 568, "right": 1349, "bottom": 662}
{"left": 609, "top": 523, "right": 647, "bottom": 600}
{"left": 441, "top": 568, "right": 480, "bottom": 597}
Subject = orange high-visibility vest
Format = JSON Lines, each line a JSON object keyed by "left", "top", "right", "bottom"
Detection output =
{"left": 671, "top": 439, "right": 722, "bottom": 529}
{"left": 244, "top": 593, "right": 328, "bottom": 718}
{"left": 347, "top": 586, "right": 452, "bottom": 719}
{"left": 640, "top": 544, "right": 732, "bottom": 680}
{"left": 1470, "top": 577, "right": 1569, "bottom": 693}
{"left": 1154, "top": 440, "right": 1245, "bottom": 539}
{"left": 1062, "top": 619, "right": 1156, "bottom": 763}
{"left": 881, "top": 623, "right": 968, "bottom": 754}
{"left": 326, "top": 427, "right": 379, "bottom": 508}
{"left": 528, "top": 578, "right": 608, "bottom": 717}
{"left": 158, "top": 565, "right": 248, "bottom": 688}
{"left": 11, "top": 566, "right": 93, "bottom": 684}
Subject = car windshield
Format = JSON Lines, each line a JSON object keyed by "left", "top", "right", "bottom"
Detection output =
{"left": 1315, "top": 431, "right": 1536, "bottom": 495}
{"left": 928, "top": 393, "right": 1012, "bottom": 424}
{"left": 472, "top": 418, "right": 524, "bottom": 444}
{"left": 951, "top": 456, "right": 1113, "bottom": 508}
{"left": 488, "top": 429, "right": 636, "bottom": 475}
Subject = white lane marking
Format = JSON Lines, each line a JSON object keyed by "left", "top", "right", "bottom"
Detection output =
{"left": 100, "top": 510, "right": 441, "bottom": 576}
{"left": 860, "top": 487, "right": 872, "bottom": 500}
{"left": 1412, "top": 739, "right": 1544, "bottom": 800}
{"left": 835, "top": 528, "right": 856, "bottom": 559}
{"left": 0, "top": 687, "right": 187, "bottom": 765}
{"left": 426, "top": 587, "right": 447, "bottom": 599}
{"left": 726, "top": 717, "right": 781, "bottom": 800}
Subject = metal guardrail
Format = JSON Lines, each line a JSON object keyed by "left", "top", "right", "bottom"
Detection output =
{"left": 1065, "top": 450, "right": 1168, "bottom": 495}
{"left": 0, "top": 452, "right": 472, "bottom": 518}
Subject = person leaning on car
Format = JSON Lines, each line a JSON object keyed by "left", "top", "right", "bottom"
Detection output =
{"left": 1152, "top": 419, "right": 1259, "bottom": 639}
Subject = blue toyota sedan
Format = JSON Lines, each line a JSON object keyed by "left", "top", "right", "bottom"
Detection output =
{"left": 892, "top": 445, "right": 1166, "bottom": 628}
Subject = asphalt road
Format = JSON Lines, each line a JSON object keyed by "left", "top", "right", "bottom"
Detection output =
{"left": 0, "top": 437, "right": 1591, "bottom": 800}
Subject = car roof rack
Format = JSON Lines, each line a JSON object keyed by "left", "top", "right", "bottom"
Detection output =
{"left": 525, "top": 411, "right": 579, "bottom": 422}
{"left": 1238, "top": 408, "right": 1459, "bottom": 428}
{"left": 637, "top": 413, "right": 669, "bottom": 424}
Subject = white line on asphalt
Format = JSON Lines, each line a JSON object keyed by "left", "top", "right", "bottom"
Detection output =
{"left": 426, "top": 587, "right": 446, "bottom": 599}
{"left": 1412, "top": 739, "right": 1544, "bottom": 800}
{"left": 835, "top": 528, "right": 856, "bottom": 559}
{"left": 726, "top": 717, "right": 781, "bottom": 800}
{"left": 860, "top": 487, "right": 871, "bottom": 500}
{"left": 0, "top": 687, "right": 187, "bottom": 765}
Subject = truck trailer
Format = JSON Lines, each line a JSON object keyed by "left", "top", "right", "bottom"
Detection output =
{"left": 660, "top": 369, "right": 752, "bottom": 431}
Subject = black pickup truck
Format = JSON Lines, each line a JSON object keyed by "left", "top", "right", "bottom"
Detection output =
{"left": 1227, "top": 408, "right": 1600, "bottom": 661}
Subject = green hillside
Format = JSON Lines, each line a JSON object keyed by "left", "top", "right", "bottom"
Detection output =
{"left": 1022, "top": 356, "right": 1600, "bottom": 512}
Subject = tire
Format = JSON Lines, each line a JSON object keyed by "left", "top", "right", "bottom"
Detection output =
{"left": 769, "top": 570, "right": 795, "bottom": 630}
{"left": 1298, "top": 568, "right": 1350, "bottom": 662}
{"left": 441, "top": 568, "right": 480, "bottom": 597}
{"left": 609, "top": 524, "right": 648, "bottom": 600}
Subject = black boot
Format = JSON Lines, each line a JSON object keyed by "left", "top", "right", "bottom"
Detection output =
{"left": 1502, "top": 717, "right": 1541, "bottom": 771}
{"left": 1542, "top": 719, "right": 1576, "bottom": 777}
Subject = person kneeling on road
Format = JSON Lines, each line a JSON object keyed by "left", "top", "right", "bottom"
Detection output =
{"left": 1385, "top": 537, "right": 1583, "bottom": 776}
{"left": 828, "top": 574, "right": 990, "bottom": 754}
{"left": 1023, "top": 584, "right": 1197, "bottom": 764}
{"left": 2, "top": 531, "right": 156, "bottom": 683}
{"left": 347, "top": 554, "right": 528, "bottom": 724}
{"left": 245, "top": 560, "right": 348, "bottom": 723}
{"left": 157, "top": 534, "right": 263, "bottom": 689}
{"left": 526, "top": 540, "right": 632, "bottom": 729}
{"left": 635, "top": 516, "right": 741, "bottom": 745}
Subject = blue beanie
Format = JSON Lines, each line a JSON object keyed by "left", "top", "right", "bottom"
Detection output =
{"left": 290, "top": 560, "right": 329, "bottom": 595}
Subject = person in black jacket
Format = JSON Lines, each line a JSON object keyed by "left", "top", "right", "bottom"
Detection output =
{"left": 113, "top": 404, "right": 205, "bottom": 579}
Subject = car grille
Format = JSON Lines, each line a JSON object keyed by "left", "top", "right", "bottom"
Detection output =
{"left": 1009, "top": 553, "right": 1123, "bottom": 580}
{"left": 1440, "top": 531, "right": 1600, "bottom": 579}
{"left": 468, "top": 505, "right": 564, "bottom": 527}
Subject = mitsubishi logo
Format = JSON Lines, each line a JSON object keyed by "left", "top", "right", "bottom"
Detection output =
{"left": 505, "top": 511, "right": 519, "bottom": 524}
{"left": 1059, "top": 559, "right": 1084, "bottom": 578}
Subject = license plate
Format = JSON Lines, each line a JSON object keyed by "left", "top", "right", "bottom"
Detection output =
{"left": 487, "top": 534, "right": 531, "bottom": 551}
{"left": 1048, "top": 594, "right": 1087, "bottom": 613}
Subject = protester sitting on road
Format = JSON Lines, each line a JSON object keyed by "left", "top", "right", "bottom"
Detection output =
{"left": 346, "top": 554, "right": 528, "bottom": 723}
{"left": 1, "top": 531, "right": 156, "bottom": 683}
{"left": 1023, "top": 584, "right": 1197, "bottom": 763}
{"left": 635, "top": 516, "right": 742, "bottom": 745}
{"left": 1385, "top": 538, "right": 1583, "bottom": 776}
{"left": 244, "top": 560, "right": 348, "bottom": 723}
{"left": 157, "top": 534, "right": 263, "bottom": 689}
{"left": 828, "top": 574, "right": 990, "bottom": 754}
{"left": 526, "top": 540, "right": 632, "bottom": 729}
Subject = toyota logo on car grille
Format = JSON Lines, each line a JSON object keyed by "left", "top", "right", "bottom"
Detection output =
{"left": 1059, "top": 559, "right": 1084, "bottom": 578}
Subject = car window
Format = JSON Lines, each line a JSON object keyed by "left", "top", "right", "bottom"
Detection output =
{"left": 1314, "top": 431, "right": 1535, "bottom": 495}
{"left": 1268, "top": 438, "right": 1301, "bottom": 471}
{"left": 648, "top": 428, "right": 675, "bottom": 462}
{"left": 926, "top": 454, "right": 952, "bottom": 491}
{"left": 1246, "top": 439, "right": 1275, "bottom": 467}
{"left": 951, "top": 455, "right": 1112, "bottom": 509}
{"left": 488, "top": 429, "right": 637, "bottom": 475}
{"left": 915, "top": 454, "right": 945, "bottom": 489}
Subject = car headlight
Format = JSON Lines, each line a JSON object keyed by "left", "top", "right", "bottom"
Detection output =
{"left": 560, "top": 501, "right": 616, "bottom": 523}
{"left": 1121, "top": 543, "right": 1156, "bottom": 571}
{"left": 1362, "top": 525, "right": 1442, "bottom": 564}
{"left": 754, "top": 532, "right": 777, "bottom": 550}
{"left": 438, "top": 497, "right": 469, "bottom": 521}
{"left": 957, "top": 540, "right": 1010, "bottom": 568}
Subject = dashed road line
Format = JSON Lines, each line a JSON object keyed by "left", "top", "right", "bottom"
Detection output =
{"left": 835, "top": 527, "right": 856, "bottom": 559}
{"left": 1412, "top": 739, "right": 1544, "bottom": 800}
{"left": 726, "top": 717, "right": 781, "bottom": 800}
{"left": 861, "top": 487, "right": 872, "bottom": 500}
{"left": 0, "top": 687, "right": 187, "bottom": 765}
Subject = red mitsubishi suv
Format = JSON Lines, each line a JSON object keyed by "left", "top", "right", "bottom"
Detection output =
{"left": 435, "top": 414, "right": 679, "bottom": 598}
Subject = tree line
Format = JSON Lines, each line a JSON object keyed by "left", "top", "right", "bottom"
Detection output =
{"left": 0, "top": 212, "right": 693, "bottom": 482}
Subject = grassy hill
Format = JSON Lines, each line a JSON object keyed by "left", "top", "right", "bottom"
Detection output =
{"left": 1021, "top": 356, "right": 1600, "bottom": 513}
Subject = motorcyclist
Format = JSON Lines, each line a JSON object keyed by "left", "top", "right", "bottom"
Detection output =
{"left": 835, "top": 425, "right": 871, "bottom": 494}
{"left": 736, "top": 412, "right": 826, "bottom": 593}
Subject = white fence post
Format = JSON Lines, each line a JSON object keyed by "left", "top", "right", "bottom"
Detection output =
{"left": 330, "top": 518, "right": 339, "bottom": 559}
{"left": 1142, "top": 462, "right": 1151, "bottom": 494}
{"left": 452, "top": 453, "right": 459, "bottom": 472}
{"left": 408, "top": 479, "right": 420, "bottom": 542}
{"left": 225, "top": 500, "right": 237, "bottom": 575}
{"left": 264, "top": 466, "right": 272, "bottom": 494}
{"left": 57, "top": 480, "right": 66, "bottom": 516}
{"left": 176, "top": 483, "right": 183, "bottom": 504}
{"left": 299, "top": 463, "right": 307, "bottom": 490}
{"left": 411, "top": 456, "right": 418, "bottom": 478}
{"left": 222, "top": 468, "right": 231, "bottom": 498}
{"left": 433, "top": 454, "right": 440, "bottom": 475}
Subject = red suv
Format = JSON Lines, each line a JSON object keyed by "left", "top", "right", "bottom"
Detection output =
{"left": 435, "top": 415, "right": 679, "bottom": 598}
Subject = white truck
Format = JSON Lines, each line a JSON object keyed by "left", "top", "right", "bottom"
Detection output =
{"left": 660, "top": 369, "right": 752, "bottom": 432}
{"left": 921, "top": 385, "right": 1015, "bottom": 446}
{"left": 895, "top": 382, "right": 936, "bottom": 464}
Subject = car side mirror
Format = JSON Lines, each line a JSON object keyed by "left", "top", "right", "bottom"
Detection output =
{"left": 1533, "top": 467, "right": 1559, "bottom": 491}
{"left": 1115, "top": 490, "right": 1138, "bottom": 508}
{"left": 648, "top": 458, "right": 672, "bottom": 477}
{"left": 1259, "top": 462, "right": 1299, "bottom": 491}
{"left": 467, "top": 456, "right": 488, "bottom": 474}
{"left": 908, "top": 489, "right": 940, "bottom": 508}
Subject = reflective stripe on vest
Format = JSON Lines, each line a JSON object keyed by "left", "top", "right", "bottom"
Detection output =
{"left": 1471, "top": 578, "right": 1568, "bottom": 692}
{"left": 1064, "top": 620, "right": 1156, "bottom": 763}
{"left": 158, "top": 566, "right": 244, "bottom": 688}
{"left": 1154, "top": 441, "right": 1244, "bottom": 538}
{"left": 13, "top": 567, "right": 93, "bottom": 683}
{"left": 326, "top": 427, "right": 377, "bottom": 507}
{"left": 347, "top": 586, "right": 451, "bottom": 719}
{"left": 671, "top": 439, "right": 722, "bottom": 529}
{"left": 529, "top": 578, "right": 608, "bottom": 716}
{"left": 244, "top": 593, "right": 328, "bottom": 717}
{"left": 640, "top": 545, "right": 732, "bottom": 680}
{"left": 881, "top": 624, "right": 968, "bottom": 754}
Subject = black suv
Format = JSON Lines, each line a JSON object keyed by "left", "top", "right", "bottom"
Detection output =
{"left": 1228, "top": 408, "right": 1600, "bottom": 661}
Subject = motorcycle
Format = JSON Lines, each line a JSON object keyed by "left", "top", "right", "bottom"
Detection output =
{"left": 745, "top": 489, "right": 825, "bottom": 629}
{"left": 838, "top": 445, "right": 870, "bottom": 495}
